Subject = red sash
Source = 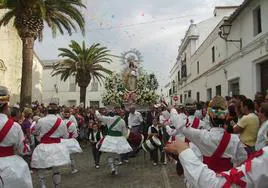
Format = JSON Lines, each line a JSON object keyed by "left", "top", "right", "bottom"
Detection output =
{"left": 41, "top": 118, "right": 62, "bottom": 144}
{"left": 203, "top": 131, "right": 232, "bottom": 173}
{"left": 0, "top": 119, "right": 14, "bottom": 157}
{"left": 66, "top": 121, "right": 72, "bottom": 128}
{"left": 66, "top": 121, "right": 74, "bottom": 138}
{"left": 185, "top": 117, "right": 200, "bottom": 143}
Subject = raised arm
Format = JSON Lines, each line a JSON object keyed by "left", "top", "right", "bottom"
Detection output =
{"left": 95, "top": 110, "right": 111, "bottom": 125}
{"left": 179, "top": 148, "right": 225, "bottom": 188}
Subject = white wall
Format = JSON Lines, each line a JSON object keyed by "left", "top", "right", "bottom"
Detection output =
{"left": 0, "top": 10, "right": 43, "bottom": 105}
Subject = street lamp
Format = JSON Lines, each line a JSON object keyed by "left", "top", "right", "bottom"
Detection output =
{"left": 219, "top": 23, "right": 242, "bottom": 50}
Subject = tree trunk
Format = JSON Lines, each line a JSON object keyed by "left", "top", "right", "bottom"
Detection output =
{"left": 20, "top": 37, "right": 35, "bottom": 108}
{"left": 80, "top": 86, "right": 87, "bottom": 108}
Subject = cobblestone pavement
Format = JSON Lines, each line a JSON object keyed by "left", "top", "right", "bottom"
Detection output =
{"left": 32, "top": 143, "right": 185, "bottom": 188}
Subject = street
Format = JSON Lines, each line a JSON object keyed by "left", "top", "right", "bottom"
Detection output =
{"left": 32, "top": 144, "right": 185, "bottom": 188}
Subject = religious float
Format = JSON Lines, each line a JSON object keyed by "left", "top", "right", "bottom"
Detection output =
{"left": 102, "top": 49, "right": 159, "bottom": 110}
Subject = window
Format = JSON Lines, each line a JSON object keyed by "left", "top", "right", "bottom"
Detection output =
{"left": 188, "top": 90, "right": 191, "bottom": 98}
{"left": 253, "top": 6, "right": 262, "bottom": 36}
{"left": 91, "top": 81, "right": 98, "bottom": 91}
{"left": 184, "top": 94, "right": 187, "bottom": 102}
{"left": 228, "top": 79, "right": 240, "bottom": 96}
{"left": 172, "top": 80, "right": 177, "bottom": 94}
{"left": 68, "top": 100, "right": 76, "bottom": 106}
{"left": 196, "top": 92, "right": 200, "bottom": 103}
{"left": 69, "top": 76, "right": 76, "bottom": 92}
{"left": 90, "top": 101, "right": 100, "bottom": 108}
{"left": 207, "top": 88, "right": 212, "bottom": 101}
{"left": 178, "top": 71, "right": 181, "bottom": 82}
{"left": 181, "top": 65, "right": 187, "bottom": 79}
{"left": 169, "top": 88, "right": 172, "bottom": 96}
{"left": 216, "top": 85, "right": 221, "bottom": 96}
{"left": 197, "top": 61, "right": 199, "bottom": 74}
{"left": 180, "top": 94, "right": 183, "bottom": 103}
{"left": 212, "top": 46, "right": 215, "bottom": 63}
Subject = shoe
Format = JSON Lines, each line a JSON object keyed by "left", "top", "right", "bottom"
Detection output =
{"left": 123, "top": 160, "right": 129, "bottom": 163}
{"left": 161, "top": 162, "right": 167, "bottom": 165}
{"left": 95, "top": 165, "right": 100, "bottom": 169}
{"left": 71, "top": 169, "right": 79, "bottom": 174}
{"left": 118, "top": 161, "right": 123, "bottom": 165}
{"left": 111, "top": 169, "right": 116, "bottom": 175}
{"left": 115, "top": 169, "right": 118, "bottom": 175}
{"left": 153, "top": 163, "right": 158, "bottom": 166}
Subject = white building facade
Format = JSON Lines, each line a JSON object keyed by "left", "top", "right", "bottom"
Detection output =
{"left": 169, "top": 0, "right": 268, "bottom": 104}
{"left": 0, "top": 10, "right": 43, "bottom": 105}
{"left": 42, "top": 56, "right": 123, "bottom": 107}
{"left": 169, "top": 6, "right": 238, "bottom": 104}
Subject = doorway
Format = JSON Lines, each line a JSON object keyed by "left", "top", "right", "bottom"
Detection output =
{"left": 261, "top": 61, "right": 268, "bottom": 95}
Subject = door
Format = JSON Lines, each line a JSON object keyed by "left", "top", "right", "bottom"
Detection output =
{"left": 261, "top": 61, "right": 268, "bottom": 95}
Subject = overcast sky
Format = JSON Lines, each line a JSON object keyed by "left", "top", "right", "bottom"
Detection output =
{"left": 35, "top": 0, "right": 243, "bottom": 89}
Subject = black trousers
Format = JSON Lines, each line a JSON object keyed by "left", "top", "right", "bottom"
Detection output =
{"left": 91, "top": 143, "right": 101, "bottom": 165}
{"left": 151, "top": 146, "right": 165, "bottom": 164}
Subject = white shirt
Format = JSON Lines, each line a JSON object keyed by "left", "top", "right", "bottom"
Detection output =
{"left": 63, "top": 119, "right": 78, "bottom": 138}
{"left": 255, "top": 120, "right": 268, "bottom": 151}
{"left": 181, "top": 126, "right": 247, "bottom": 166}
{"left": 96, "top": 112, "right": 128, "bottom": 136}
{"left": 69, "top": 115, "right": 78, "bottom": 128}
{"left": 179, "top": 146, "right": 268, "bottom": 188}
{"left": 128, "top": 111, "right": 143, "bottom": 128}
{"left": 34, "top": 114, "right": 69, "bottom": 140}
{"left": 0, "top": 113, "right": 27, "bottom": 154}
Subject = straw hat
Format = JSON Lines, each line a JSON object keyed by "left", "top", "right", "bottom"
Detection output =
{"left": 0, "top": 86, "right": 9, "bottom": 107}
{"left": 210, "top": 96, "right": 228, "bottom": 110}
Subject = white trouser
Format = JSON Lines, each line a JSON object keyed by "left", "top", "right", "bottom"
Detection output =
{"left": 38, "top": 167, "right": 61, "bottom": 188}
{"left": 107, "top": 154, "right": 120, "bottom": 174}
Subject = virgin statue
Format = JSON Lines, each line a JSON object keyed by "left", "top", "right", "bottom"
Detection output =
{"left": 127, "top": 61, "right": 138, "bottom": 91}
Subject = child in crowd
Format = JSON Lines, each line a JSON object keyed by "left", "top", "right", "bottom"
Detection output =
{"left": 148, "top": 118, "right": 166, "bottom": 166}
{"left": 89, "top": 123, "right": 103, "bottom": 169}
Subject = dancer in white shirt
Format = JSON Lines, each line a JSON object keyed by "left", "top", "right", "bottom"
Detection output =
{"left": 61, "top": 108, "right": 82, "bottom": 174}
{"left": 165, "top": 139, "right": 268, "bottom": 188}
{"left": 31, "top": 103, "right": 70, "bottom": 188}
{"left": 96, "top": 108, "right": 132, "bottom": 175}
{"left": 0, "top": 86, "right": 33, "bottom": 188}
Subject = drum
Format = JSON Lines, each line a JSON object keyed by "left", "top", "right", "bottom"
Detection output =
{"left": 142, "top": 136, "right": 161, "bottom": 152}
{"left": 126, "top": 129, "right": 144, "bottom": 148}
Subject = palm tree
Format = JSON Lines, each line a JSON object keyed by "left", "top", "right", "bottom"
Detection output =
{"left": 52, "top": 40, "right": 113, "bottom": 107}
{"left": 0, "top": 0, "right": 86, "bottom": 107}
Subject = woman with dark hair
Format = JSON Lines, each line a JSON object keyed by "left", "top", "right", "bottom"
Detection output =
{"left": 233, "top": 99, "right": 260, "bottom": 154}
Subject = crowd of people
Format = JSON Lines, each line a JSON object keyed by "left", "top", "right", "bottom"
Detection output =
{"left": 1, "top": 83, "right": 268, "bottom": 188}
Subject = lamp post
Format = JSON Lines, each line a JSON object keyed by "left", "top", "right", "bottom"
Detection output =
{"left": 219, "top": 22, "right": 242, "bottom": 50}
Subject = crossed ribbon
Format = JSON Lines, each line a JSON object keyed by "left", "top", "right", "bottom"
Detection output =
{"left": 220, "top": 149, "right": 264, "bottom": 188}
{"left": 220, "top": 168, "right": 246, "bottom": 188}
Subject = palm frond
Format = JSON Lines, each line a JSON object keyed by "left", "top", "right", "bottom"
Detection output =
{"left": 0, "top": 9, "right": 15, "bottom": 26}
{"left": 54, "top": 40, "right": 113, "bottom": 87}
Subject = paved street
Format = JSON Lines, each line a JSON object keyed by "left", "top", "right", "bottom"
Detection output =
{"left": 32, "top": 143, "right": 185, "bottom": 188}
